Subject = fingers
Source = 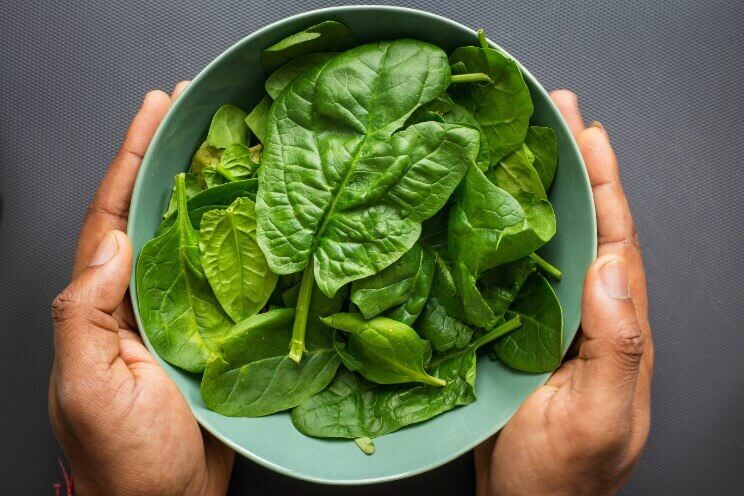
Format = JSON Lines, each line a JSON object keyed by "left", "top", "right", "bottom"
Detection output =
{"left": 171, "top": 80, "right": 190, "bottom": 101}
{"left": 550, "top": 89, "right": 585, "bottom": 137}
{"left": 52, "top": 231, "right": 132, "bottom": 374}
{"left": 570, "top": 255, "right": 644, "bottom": 408}
{"left": 202, "top": 430, "right": 235, "bottom": 495}
{"left": 73, "top": 90, "right": 172, "bottom": 277}
{"left": 474, "top": 436, "right": 497, "bottom": 496}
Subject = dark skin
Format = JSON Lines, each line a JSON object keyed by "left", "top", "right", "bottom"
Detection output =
{"left": 49, "top": 84, "right": 651, "bottom": 496}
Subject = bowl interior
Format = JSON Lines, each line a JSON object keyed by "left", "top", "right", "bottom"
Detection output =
{"left": 128, "top": 5, "right": 596, "bottom": 485}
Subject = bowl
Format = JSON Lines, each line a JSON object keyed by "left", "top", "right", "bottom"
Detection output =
{"left": 128, "top": 5, "right": 597, "bottom": 485}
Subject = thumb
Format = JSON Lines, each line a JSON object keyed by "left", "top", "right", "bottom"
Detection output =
{"left": 52, "top": 230, "right": 132, "bottom": 372}
{"left": 571, "top": 255, "right": 645, "bottom": 405}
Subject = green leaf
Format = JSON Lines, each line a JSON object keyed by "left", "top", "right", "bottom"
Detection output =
{"left": 321, "top": 313, "right": 445, "bottom": 387}
{"left": 136, "top": 174, "right": 232, "bottom": 372}
{"left": 449, "top": 45, "right": 533, "bottom": 163}
{"left": 350, "top": 243, "right": 435, "bottom": 326}
{"left": 189, "top": 141, "right": 223, "bottom": 178}
{"left": 265, "top": 52, "right": 337, "bottom": 99}
{"left": 479, "top": 256, "right": 537, "bottom": 317}
{"left": 199, "top": 197, "right": 277, "bottom": 322}
{"left": 257, "top": 40, "right": 479, "bottom": 360}
{"left": 261, "top": 20, "right": 357, "bottom": 72}
{"left": 163, "top": 172, "right": 202, "bottom": 219}
{"left": 200, "top": 308, "right": 341, "bottom": 416}
{"left": 493, "top": 274, "right": 563, "bottom": 372}
{"left": 291, "top": 318, "right": 520, "bottom": 439}
{"left": 245, "top": 96, "right": 272, "bottom": 143}
{"left": 524, "top": 126, "right": 558, "bottom": 190}
{"left": 157, "top": 179, "right": 258, "bottom": 235}
{"left": 206, "top": 105, "right": 249, "bottom": 149}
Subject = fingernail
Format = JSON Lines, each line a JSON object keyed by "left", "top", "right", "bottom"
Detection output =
{"left": 590, "top": 120, "right": 604, "bottom": 130}
{"left": 599, "top": 257, "right": 630, "bottom": 299}
{"left": 89, "top": 231, "right": 119, "bottom": 267}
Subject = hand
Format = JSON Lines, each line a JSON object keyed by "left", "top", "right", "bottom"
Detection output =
{"left": 48, "top": 84, "right": 234, "bottom": 496}
{"left": 475, "top": 90, "right": 654, "bottom": 496}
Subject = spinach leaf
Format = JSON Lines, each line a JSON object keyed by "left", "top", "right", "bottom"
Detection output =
{"left": 524, "top": 126, "right": 558, "bottom": 190}
{"left": 157, "top": 179, "right": 258, "bottom": 234}
{"left": 244, "top": 95, "right": 271, "bottom": 143}
{"left": 136, "top": 174, "right": 232, "bottom": 372}
{"left": 261, "top": 20, "right": 356, "bottom": 72}
{"left": 190, "top": 140, "right": 223, "bottom": 178}
{"left": 479, "top": 256, "right": 537, "bottom": 317}
{"left": 206, "top": 104, "right": 249, "bottom": 149}
{"left": 265, "top": 52, "right": 337, "bottom": 99}
{"left": 256, "top": 40, "right": 479, "bottom": 361}
{"left": 493, "top": 273, "right": 563, "bottom": 372}
{"left": 199, "top": 197, "right": 277, "bottom": 322}
{"left": 350, "top": 243, "right": 435, "bottom": 326}
{"left": 322, "top": 313, "right": 444, "bottom": 387}
{"left": 291, "top": 317, "right": 521, "bottom": 439}
{"left": 163, "top": 172, "right": 202, "bottom": 219}
{"left": 202, "top": 143, "right": 261, "bottom": 188}
{"left": 200, "top": 308, "right": 341, "bottom": 416}
{"left": 449, "top": 40, "right": 533, "bottom": 163}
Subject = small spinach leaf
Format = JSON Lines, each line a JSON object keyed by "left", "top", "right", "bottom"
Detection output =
{"left": 322, "top": 313, "right": 444, "bottom": 387}
{"left": 136, "top": 174, "right": 232, "bottom": 372}
{"left": 524, "top": 126, "right": 558, "bottom": 190}
{"left": 207, "top": 105, "right": 249, "bottom": 149}
{"left": 199, "top": 197, "right": 277, "bottom": 322}
{"left": 261, "top": 20, "right": 356, "bottom": 72}
{"left": 190, "top": 140, "right": 223, "bottom": 178}
{"left": 244, "top": 96, "right": 272, "bottom": 143}
{"left": 493, "top": 273, "right": 563, "bottom": 372}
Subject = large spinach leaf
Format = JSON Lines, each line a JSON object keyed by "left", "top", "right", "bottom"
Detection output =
{"left": 322, "top": 313, "right": 444, "bottom": 387}
{"left": 199, "top": 197, "right": 277, "bottom": 322}
{"left": 200, "top": 308, "right": 341, "bottom": 416}
{"left": 448, "top": 38, "right": 533, "bottom": 164}
{"left": 291, "top": 317, "right": 520, "bottom": 439}
{"left": 261, "top": 20, "right": 356, "bottom": 72}
{"left": 349, "top": 243, "right": 435, "bottom": 326}
{"left": 492, "top": 273, "right": 563, "bottom": 372}
{"left": 256, "top": 39, "right": 479, "bottom": 361}
{"left": 136, "top": 174, "right": 232, "bottom": 372}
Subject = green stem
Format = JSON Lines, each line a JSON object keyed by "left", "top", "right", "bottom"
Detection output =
{"left": 174, "top": 173, "right": 197, "bottom": 240}
{"left": 289, "top": 261, "right": 315, "bottom": 363}
{"left": 530, "top": 253, "right": 563, "bottom": 281}
{"left": 450, "top": 72, "right": 492, "bottom": 84}
{"left": 215, "top": 165, "right": 239, "bottom": 182}
{"left": 354, "top": 437, "right": 375, "bottom": 455}
{"left": 428, "top": 317, "right": 521, "bottom": 369}
{"left": 477, "top": 29, "right": 489, "bottom": 49}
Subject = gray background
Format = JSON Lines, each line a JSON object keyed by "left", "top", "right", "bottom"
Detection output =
{"left": 1, "top": 0, "right": 742, "bottom": 494}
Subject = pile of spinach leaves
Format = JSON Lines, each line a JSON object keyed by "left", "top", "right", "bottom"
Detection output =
{"left": 136, "top": 22, "right": 564, "bottom": 454}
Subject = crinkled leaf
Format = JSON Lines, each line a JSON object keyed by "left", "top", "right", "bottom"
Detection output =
{"left": 200, "top": 308, "right": 341, "bottom": 416}
{"left": 449, "top": 45, "right": 533, "bottom": 163}
{"left": 257, "top": 39, "right": 478, "bottom": 297}
{"left": 265, "top": 52, "right": 337, "bottom": 99}
{"left": 322, "top": 313, "right": 443, "bottom": 386}
{"left": 136, "top": 174, "right": 231, "bottom": 372}
{"left": 261, "top": 20, "right": 356, "bottom": 72}
{"left": 199, "top": 197, "right": 277, "bottom": 322}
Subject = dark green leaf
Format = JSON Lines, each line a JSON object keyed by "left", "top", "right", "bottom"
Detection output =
{"left": 524, "top": 126, "right": 558, "bottom": 190}
{"left": 493, "top": 274, "right": 563, "bottom": 372}
{"left": 322, "top": 313, "right": 444, "bottom": 386}
{"left": 136, "top": 174, "right": 232, "bottom": 372}
{"left": 265, "top": 52, "right": 337, "bottom": 99}
{"left": 261, "top": 20, "right": 357, "bottom": 72}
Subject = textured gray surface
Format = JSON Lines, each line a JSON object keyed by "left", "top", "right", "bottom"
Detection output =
{"left": 1, "top": 0, "right": 743, "bottom": 494}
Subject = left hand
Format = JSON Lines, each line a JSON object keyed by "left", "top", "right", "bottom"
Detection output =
{"left": 48, "top": 83, "right": 234, "bottom": 496}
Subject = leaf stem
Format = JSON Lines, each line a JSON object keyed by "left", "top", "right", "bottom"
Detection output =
{"left": 215, "top": 165, "right": 239, "bottom": 182}
{"left": 477, "top": 29, "right": 489, "bottom": 49}
{"left": 428, "top": 317, "right": 521, "bottom": 369}
{"left": 530, "top": 253, "right": 563, "bottom": 281}
{"left": 289, "top": 261, "right": 315, "bottom": 363}
{"left": 354, "top": 437, "right": 375, "bottom": 455}
{"left": 450, "top": 72, "right": 492, "bottom": 84}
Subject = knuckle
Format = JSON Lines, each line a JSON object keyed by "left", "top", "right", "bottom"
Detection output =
{"left": 613, "top": 319, "right": 645, "bottom": 368}
{"left": 51, "top": 290, "right": 80, "bottom": 325}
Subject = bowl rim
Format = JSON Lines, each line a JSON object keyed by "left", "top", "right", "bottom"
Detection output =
{"left": 128, "top": 4, "right": 597, "bottom": 485}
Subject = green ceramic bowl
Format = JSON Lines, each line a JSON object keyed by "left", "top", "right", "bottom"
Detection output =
{"left": 128, "top": 5, "right": 596, "bottom": 485}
